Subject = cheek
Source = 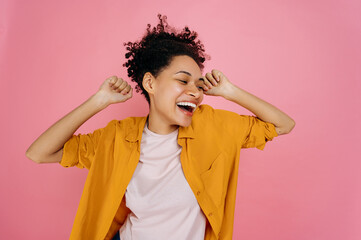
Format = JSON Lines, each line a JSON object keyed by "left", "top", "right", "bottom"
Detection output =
{"left": 161, "top": 85, "right": 183, "bottom": 98}
{"left": 199, "top": 92, "right": 204, "bottom": 102}
{"left": 155, "top": 84, "right": 183, "bottom": 105}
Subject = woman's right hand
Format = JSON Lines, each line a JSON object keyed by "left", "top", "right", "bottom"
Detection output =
{"left": 26, "top": 76, "right": 133, "bottom": 164}
{"left": 95, "top": 76, "right": 133, "bottom": 107}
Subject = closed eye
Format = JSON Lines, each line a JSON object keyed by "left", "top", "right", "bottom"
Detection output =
{"left": 177, "top": 79, "right": 204, "bottom": 91}
{"left": 177, "top": 79, "right": 187, "bottom": 84}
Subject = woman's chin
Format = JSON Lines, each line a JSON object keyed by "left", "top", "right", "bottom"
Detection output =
{"left": 176, "top": 119, "right": 192, "bottom": 128}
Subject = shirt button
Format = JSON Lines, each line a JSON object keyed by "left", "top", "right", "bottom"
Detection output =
{"left": 197, "top": 191, "right": 201, "bottom": 196}
{"left": 208, "top": 212, "right": 213, "bottom": 217}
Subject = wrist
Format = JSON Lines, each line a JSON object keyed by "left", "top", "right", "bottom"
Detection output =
{"left": 89, "top": 91, "right": 110, "bottom": 111}
{"left": 222, "top": 83, "right": 240, "bottom": 101}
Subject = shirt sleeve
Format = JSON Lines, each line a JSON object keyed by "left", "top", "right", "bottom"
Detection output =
{"left": 240, "top": 115, "right": 278, "bottom": 150}
{"left": 59, "top": 126, "right": 106, "bottom": 169}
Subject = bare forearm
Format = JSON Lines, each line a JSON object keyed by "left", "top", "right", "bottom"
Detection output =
{"left": 26, "top": 76, "right": 133, "bottom": 164}
{"left": 203, "top": 69, "right": 295, "bottom": 135}
{"left": 26, "top": 93, "right": 108, "bottom": 163}
{"left": 224, "top": 84, "right": 295, "bottom": 135}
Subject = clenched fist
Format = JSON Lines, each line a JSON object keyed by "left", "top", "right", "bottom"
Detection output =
{"left": 203, "top": 69, "right": 234, "bottom": 98}
{"left": 96, "top": 76, "right": 133, "bottom": 107}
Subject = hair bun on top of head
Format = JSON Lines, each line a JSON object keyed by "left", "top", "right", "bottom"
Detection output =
{"left": 123, "top": 14, "right": 210, "bottom": 104}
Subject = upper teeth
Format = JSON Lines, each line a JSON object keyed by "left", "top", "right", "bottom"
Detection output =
{"left": 177, "top": 102, "right": 197, "bottom": 110}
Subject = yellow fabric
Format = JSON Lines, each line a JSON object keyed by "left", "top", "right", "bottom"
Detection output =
{"left": 60, "top": 104, "right": 278, "bottom": 240}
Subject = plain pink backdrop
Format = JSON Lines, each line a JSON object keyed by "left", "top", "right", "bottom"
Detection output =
{"left": 1, "top": 0, "right": 360, "bottom": 239}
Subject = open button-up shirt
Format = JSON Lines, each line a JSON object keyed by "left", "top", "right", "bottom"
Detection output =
{"left": 60, "top": 104, "right": 278, "bottom": 239}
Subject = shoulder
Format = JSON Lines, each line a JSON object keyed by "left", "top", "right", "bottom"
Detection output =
{"left": 105, "top": 116, "right": 145, "bottom": 127}
{"left": 103, "top": 116, "right": 147, "bottom": 142}
{"left": 192, "top": 104, "right": 263, "bottom": 138}
{"left": 193, "top": 104, "right": 246, "bottom": 123}
{"left": 99, "top": 116, "right": 146, "bottom": 135}
{"left": 191, "top": 104, "right": 243, "bottom": 134}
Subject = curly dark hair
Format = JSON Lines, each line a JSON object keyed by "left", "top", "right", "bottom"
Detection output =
{"left": 123, "top": 14, "right": 210, "bottom": 104}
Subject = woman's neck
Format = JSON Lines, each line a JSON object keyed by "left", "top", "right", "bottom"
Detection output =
{"left": 147, "top": 112, "right": 179, "bottom": 135}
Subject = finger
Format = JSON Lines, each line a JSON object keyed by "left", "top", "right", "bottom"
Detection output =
{"left": 123, "top": 87, "right": 133, "bottom": 98}
{"left": 203, "top": 80, "right": 212, "bottom": 89}
{"left": 203, "top": 74, "right": 212, "bottom": 88}
{"left": 120, "top": 80, "right": 128, "bottom": 91}
{"left": 108, "top": 76, "right": 117, "bottom": 86}
{"left": 121, "top": 84, "right": 131, "bottom": 95}
{"left": 112, "top": 78, "right": 125, "bottom": 89}
{"left": 200, "top": 81, "right": 209, "bottom": 91}
{"left": 205, "top": 73, "right": 217, "bottom": 86}
{"left": 109, "top": 79, "right": 120, "bottom": 89}
{"left": 113, "top": 80, "right": 126, "bottom": 92}
{"left": 211, "top": 69, "right": 221, "bottom": 82}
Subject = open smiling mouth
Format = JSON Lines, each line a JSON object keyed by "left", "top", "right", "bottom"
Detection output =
{"left": 176, "top": 102, "right": 196, "bottom": 115}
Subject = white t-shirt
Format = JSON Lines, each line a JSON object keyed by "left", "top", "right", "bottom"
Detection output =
{"left": 118, "top": 124, "right": 206, "bottom": 240}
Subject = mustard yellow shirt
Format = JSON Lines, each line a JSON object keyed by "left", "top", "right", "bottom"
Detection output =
{"left": 60, "top": 104, "right": 278, "bottom": 240}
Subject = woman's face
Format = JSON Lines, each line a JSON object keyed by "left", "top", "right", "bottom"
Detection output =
{"left": 147, "top": 55, "right": 205, "bottom": 131}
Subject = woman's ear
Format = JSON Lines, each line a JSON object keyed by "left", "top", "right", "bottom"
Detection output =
{"left": 142, "top": 72, "right": 155, "bottom": 94}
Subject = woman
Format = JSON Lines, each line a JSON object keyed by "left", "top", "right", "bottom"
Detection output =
{"left": 26, "top": 14, "right": 295, "bottom": 240}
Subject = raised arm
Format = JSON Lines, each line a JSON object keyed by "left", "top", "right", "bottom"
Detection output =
{"left": 25, "top": 76, "right": 133, "bottom": 164}
{"left": 203, "top": 69, "right": 295, "bottom": 135}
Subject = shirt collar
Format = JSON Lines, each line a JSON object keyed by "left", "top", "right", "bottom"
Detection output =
{"left": 125, "top": 115, "right": 195, "bottom": 142}
{"left": 125, "top": 116, "right": 147, "bottom": 142}
{"left": 178, "top": 124, "right": 195, "bottom": 139}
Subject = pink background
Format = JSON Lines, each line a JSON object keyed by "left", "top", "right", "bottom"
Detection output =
{"left": 1, "top": 0, "right": 360, "bottom": 239}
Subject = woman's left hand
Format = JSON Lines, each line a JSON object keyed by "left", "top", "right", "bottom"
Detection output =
{"left": 203, "top": 69, "right": 234, "bottom": 98}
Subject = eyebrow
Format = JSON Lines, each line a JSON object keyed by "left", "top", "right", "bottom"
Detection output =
{"left": 175, "top": 70, "right": 204, "bottom": 81}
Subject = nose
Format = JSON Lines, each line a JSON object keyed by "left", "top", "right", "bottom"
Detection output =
{"left": 186, "top": 83, "right": 202, "bottom": 99}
